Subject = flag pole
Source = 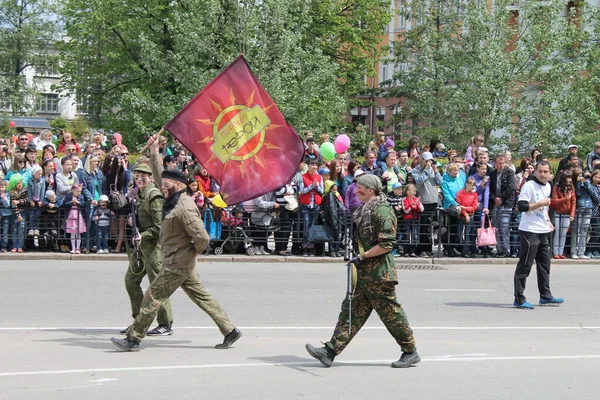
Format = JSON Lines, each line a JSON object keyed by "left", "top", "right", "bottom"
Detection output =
{"left": 140, "top": 127, "right": 165, "bottom": 154}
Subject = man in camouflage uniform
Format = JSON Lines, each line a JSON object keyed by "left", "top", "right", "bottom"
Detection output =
{"left": 111, "top": 168, "right": 241, "bottom": 352}
{"left": 305, "top": 174, "right": 420, "bottom": 368}
{"left": 121, "top": 162, "right": 174, "bottom": 336}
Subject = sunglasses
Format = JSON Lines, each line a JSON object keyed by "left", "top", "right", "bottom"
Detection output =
{"left": 19, "top": 138, "right": 29, "bottom": 141}
{"left": 122, "top": 153, "right": 129, "bottom": 155}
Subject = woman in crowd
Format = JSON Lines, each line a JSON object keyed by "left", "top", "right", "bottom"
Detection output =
{"left": 341, "top": 160, "right": 359, "bottom": 199}
{"left": 195, "top": 165, "right": 218, "bottom": 200}
{"left": 407, "top": 136, "right": 420, "bottom": 160}
{"left": 34, "top": 130, "right": 56, "bottom": 151}
{"left": 329, "top": 160, "right": 342, "bottom": 189}
{"left": 57, "top": 131, "right": 82, "bottom": 154}
{"left": 583, "top": 170, "right": 600, "bottom": 258}
{"left": 103, "top": 145, "right": 130, "bottom": 253}
{"left": 6, "top": 153, "right": 27, "bottom": 181}
{"left": 470, "top": 162, "right": 491, "bottom": 257}
{"left": 41, "top": 159, "right": 56, "bottom": 193}
{"left": 550, "top": 171, "right": 576, "bottom": 259}
{"left": 441, "top": 163, "right": 466, "bottom": 257}
{"left": 573, "top": 168, "right": 593, "bottom": 259}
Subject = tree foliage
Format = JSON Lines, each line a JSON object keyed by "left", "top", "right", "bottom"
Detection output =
{"left": 58, "top": 0, "right": 391, "bottom": 147}
{"left": 387, "top": 0, "right": 600, "bottom": 155}
{"left": 0, "top": 0, "right": 60, "bottom": 115}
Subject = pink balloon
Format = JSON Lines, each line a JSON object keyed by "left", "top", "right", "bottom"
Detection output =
{"left": 9, "top": 121, "right": 15, "bottom": 128}
{"left": 334, "top": 134, "right": 351, "bottom": 153}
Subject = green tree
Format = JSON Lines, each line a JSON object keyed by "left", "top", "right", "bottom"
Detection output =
{"left": 58, "top": 0, "right": 391, "bottom": 148}
{"left": 0, "top": 0, "right": 60, "bottom": 115}
{"left": 387, "top": 0, "right": 597, "bottom": 154}
{"left": 66, "top": 116, "right": 89, "bottom": 138}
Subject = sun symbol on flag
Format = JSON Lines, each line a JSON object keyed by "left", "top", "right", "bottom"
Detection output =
{"left": 196, "top": 87, "right": 282, "bottom": 175}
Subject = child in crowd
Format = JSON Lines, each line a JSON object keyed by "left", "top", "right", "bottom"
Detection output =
{"left": 387, "top": 182, "right": 404, "bottom": 256}
{"left": 93, "top": 194, "right": 113, "bottom": 254}
{"left": 42, "top": 190, "right": 61, "bottom": 251}
{"left": 27, "top": 165, "right": 44, "bottom": 237}
{"left": 432, "top": 143, "right": 448, "bottom": 159}
{"left": 377, "top": 137, "right": 395, "bottom": 170}
{"left": 223, "top": 206, "right": 244, "bottom": 227}
{"left": 187, "top": 177, "right": 205, "bottom": 209}
{"left": 8, "top": 174, "right": 27, "bottom": 253}
{"left": 465, "top": 134, "right": 485, "bottom": 167}
{"left": 456, "top": 177, "right": 479, "bottom": 257}
{"left": 402, "top": 183, "right": 423, "bottom": 257}
{"left": 0, "top": 179, "right": 12, "bottom": 252}
{"left": 323, "top": 181, "right": 346, "bottom": 257}
{"left": 550, "top": 172, "right": 576, "bottom": 259}
{"left": 63, "top": 184, "right": 86, "bottom": 254}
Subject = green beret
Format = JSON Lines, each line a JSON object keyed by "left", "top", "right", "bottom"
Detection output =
{"left": 357, "top": 174, "right": 382, "bottom": 193}
{"left": 133, "top": 163, "right": 152, "bottom": 174}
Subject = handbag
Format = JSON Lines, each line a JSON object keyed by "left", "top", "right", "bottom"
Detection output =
{"left": 109, "top": 182, "right": 128, "bottom": 210}
{"left": 204, "top": 208, "right": 222, "bottom": 240}
{"left": 283, "top": 195, "right": 299, "bottom": 212}
{"left": 477, "top": 215, "right": 497, "bottom": 247}
{"left": 307, "top": 212, "right": 332, "bottom": 243}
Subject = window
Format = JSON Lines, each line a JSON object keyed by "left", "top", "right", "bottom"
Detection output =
{"left": 37, "top": 93, "right": 59, "bottom": 112}
{"left": 400, "top": 1, "right": 406, "bottom": 28}
{"left": 77, "top": 94, "right": 90, "bottom": 114}
{"left": 380, "top": 62, "right": 391, "bottom": 85}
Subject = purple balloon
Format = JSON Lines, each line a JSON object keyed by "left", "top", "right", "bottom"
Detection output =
{"left": 334, "top": 134, "right": 351, "bottom": 153}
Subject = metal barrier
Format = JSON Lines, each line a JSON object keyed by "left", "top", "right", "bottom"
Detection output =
{"left": 1, "top": 203, "right": 599, "bottom": 258}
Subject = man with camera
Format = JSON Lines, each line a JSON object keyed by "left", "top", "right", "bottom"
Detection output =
{"left": 0, "top": 143, "right": 12, "bottom": 181}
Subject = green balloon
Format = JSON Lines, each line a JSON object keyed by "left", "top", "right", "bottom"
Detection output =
{"left": 320, "top": 142, "right": 336, "bottom": 161}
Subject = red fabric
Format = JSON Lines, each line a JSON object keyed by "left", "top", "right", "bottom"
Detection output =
{"left": 402, "top": 196, "right": 422, "bottom": 220}
{"left": 299, "top": 172, "right": 323, "bottom": 206}
{"left": 164, "top": 55, "right": 304, "bottom": 205}
{"left": 550, "top": 185, "right": 576, "bottom": 218}
{"left": 456, "top": 189, "right": 478, "bottom": 217}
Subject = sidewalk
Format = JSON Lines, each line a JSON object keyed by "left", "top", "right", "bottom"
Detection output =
{"left": 0, "top": 252, "right": 596, "bottom": 265}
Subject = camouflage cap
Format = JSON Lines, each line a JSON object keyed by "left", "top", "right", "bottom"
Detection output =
{"left": 133, "top": 163, "right": 152, "bottom": 174}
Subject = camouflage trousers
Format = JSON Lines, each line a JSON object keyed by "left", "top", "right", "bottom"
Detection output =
{"left": 127, "top": 265, "right": 235, "bottom": 343}
{"left": 125, "top": 239, "right": 173, "bottom": 327}
{"left": 325, "top": 282, "right": 416, "bottom": 355}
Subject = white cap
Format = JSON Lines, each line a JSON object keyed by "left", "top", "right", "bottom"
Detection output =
{"left": 479, "top": 147, "right": 489, "bottom": 153}
{"left": 354, "top": 169, "right": 366, "bottom": 177}
{"left": 99, "top": 194, "right": 109, "bottom": 202}
{"left": 567, "top": 144, "right": 578, "bottom": 149}
{"left": 422, "top": 152, "right": 434, "bottom": 161}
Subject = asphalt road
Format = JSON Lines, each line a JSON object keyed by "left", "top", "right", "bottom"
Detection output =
{"left": 1, "top": 260, "right": 599, "bottom": 400}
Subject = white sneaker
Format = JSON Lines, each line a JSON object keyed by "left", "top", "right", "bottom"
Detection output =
{"left": 33, "top": 229, "right": 40, "bottom": 236}
{"left": 571, "top": 254, "right": 579, "bottom": 260}
{"left": 27, "top": 229, "right": 34, "bottom": 236}
{"left": 580, "top": 254, "right": 591, "bottom": 259}
{"left": 258, "top": 246, "right": 269, "bottom": 255}
{"left": 253, "top": 246, "right": 260, "bottom": 256}
{"left": 33, "top": 237, "right": 39, "bottom": 247}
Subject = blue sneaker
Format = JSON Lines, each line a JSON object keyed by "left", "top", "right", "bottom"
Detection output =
{"left": 513, "top": 300, "right": 535, "bottom": 309}
{"left": 539, "top": 297, "right": 564, "bottom": 306}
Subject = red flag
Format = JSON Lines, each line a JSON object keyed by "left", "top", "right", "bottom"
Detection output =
{"left": 164, "top": 55, "right": 304, "bottom": 205}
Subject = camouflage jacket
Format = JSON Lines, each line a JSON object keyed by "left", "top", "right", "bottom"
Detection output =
{"left": 355, "top": 203, "right": 398, "bottom": 287}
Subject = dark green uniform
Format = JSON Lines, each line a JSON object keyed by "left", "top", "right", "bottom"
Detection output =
{"left": 325, "top": 200, "right": 416, "bottom": 355}
{"left": 124, "top": 182, "right": 173, "bottom": 327}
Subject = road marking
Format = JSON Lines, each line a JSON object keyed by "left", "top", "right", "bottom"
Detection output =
{"left": 0, "top": 326, "right": 599, "bottom": 331}
{"left": 1, "top": 355, "right": 600, "bottom": 377}
{"left": 423, "top": 289, "right": 496, "bottom": 292}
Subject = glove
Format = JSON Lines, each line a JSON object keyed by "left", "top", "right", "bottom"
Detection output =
{"left": 349, "top": 255, "right": 363, "bottom": 265}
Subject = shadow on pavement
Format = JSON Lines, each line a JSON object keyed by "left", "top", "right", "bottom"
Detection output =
{"left": 248, "top": 355, "right": 324, "bottom": 376}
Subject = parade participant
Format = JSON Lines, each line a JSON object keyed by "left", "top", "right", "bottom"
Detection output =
{"left": 111, "top": 168, "right": 241, "bottom": 351}
{"left": 119, "top": 162, "right": 174, "bottom": 336}
{"left": 513, "top": 161, "right": 564, "bottom": 309}
{"left": 305, "top": 174, "right": 419, "bottom": 368}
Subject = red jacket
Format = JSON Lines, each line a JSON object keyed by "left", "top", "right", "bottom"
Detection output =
{"left": 299, "top": 172, "right": 323, "bottom": 206}
{"left": 551, "top": 185, "right": 576, "bottom": 218}
{"left": 402, "top": 196, "right": 423, "bottom": 220}
{"left": 456, "top": 189, "right": 478, "bottom": 218}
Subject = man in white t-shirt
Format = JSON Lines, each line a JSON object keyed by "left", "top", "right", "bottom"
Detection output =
{"left": 513, "top": 161, "right": 564, "bottom": 309}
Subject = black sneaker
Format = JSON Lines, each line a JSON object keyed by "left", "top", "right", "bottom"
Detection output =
{"left": 147, "top": 325, "right": 174, "bottom": 336}
{"left": 110, "top": 337, "right": 140, "bottom": 352}
{"left": 391, "top": 350, "right": 421, "bottom": 368}
{"left": 215, "top": 327, "right": 242, "bottom": 349}
{"left": 305, "top": 343, "right": 335, "bottom": 367}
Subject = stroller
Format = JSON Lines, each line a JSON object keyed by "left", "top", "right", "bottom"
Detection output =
{"left": 212, "top": 205, "right": 255, "bottom": 256}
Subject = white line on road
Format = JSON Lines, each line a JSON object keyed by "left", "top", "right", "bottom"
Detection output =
{"left": 1, "top": 355, "right": 600, "bottom": 377}
{"left": 423, "top": 289, "right": 496, "bottom": 292}
{"left": 0, "top": 326, "right": 599, "bottom": 331}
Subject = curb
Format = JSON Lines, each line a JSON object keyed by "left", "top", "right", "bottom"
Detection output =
{"left": 0, "top": 253, "right": 597, "bottom": 265}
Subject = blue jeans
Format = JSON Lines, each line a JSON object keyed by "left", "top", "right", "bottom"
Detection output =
{"left": 403, "top": 220, "right": 419, "bottom": 254}
{"left": 301, "top": 205, "right": 320, "bottom": 249}
{"left": 457, "top": 217, "right": 475, "bottom": 253}
{"left": 493, "top": 206, "right": 511, "bottom": 254}
{"left": 0, "top": 215, "right": 10, "bottom": 248}
{"left": 27, "top": 207, "right": 42, "bottom": 231}
{"left": 12, "top": 215, "right": 25, "bottom": 249}
{"left": 97, "top": 225, "right": 110, "bottom": 251}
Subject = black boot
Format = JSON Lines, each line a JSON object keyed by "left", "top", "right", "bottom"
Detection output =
{"left": 215, "top": 328, "right": 242, "bottom": 349}
{"left": 391, "top": 350, "right": 421, "bottom": 368}
{"left": 110, "top": 337, "right": 140, "bottom": 352}
{"left": 305, "top": 343, "right": 335, "bottom": 367}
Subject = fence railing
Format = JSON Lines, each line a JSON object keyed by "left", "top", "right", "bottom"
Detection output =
{"left": 1, "top": 204, "right": 599, "bottom": 258}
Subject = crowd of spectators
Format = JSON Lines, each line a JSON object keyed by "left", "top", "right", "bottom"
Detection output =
{"left": 1, "top": 128, "right": 600, "bottom": 260}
